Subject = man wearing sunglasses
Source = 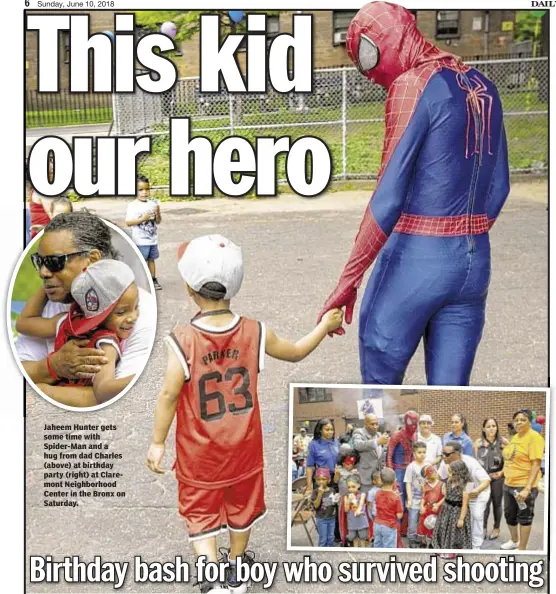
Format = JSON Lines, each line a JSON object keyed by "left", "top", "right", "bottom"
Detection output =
{"left": 318, "top": 2, "right": 509, "bottom": 386}
{"left": 438, "top": 441, "right": 491, "bottom": 550}
{"left": 15, "top": 212, "right": 156, "bottom": 406}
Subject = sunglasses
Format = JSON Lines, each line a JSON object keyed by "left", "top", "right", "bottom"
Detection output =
{"left": 442, "top": 451, "right": 455, "bottom": 457}
{"left": 31, "top": 251, "right": 89, "bottom": 273}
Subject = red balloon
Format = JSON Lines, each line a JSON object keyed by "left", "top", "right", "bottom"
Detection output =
{"left": 536, "top": 415, "right": 546, "bottom": 425}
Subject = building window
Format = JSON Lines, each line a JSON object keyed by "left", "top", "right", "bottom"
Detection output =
{"left": 62, "top": 32, "right": 70, "bottom": 64}
{"left": 436, "top": 10, "right": 460, "bottom": 39}
{"left": 298, "top": 387, "right": 333, "bottom": 404}
{"left": 333, "top": 10, "right": 357, "bottom": 45}
{"left": 238, "top": 14, "right": 280, "bottom": 52}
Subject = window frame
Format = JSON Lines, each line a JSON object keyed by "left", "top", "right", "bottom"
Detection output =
{"left": 435, "top": 9, "right": 461, "bottom": 40}
{"left": 332, "top": 10, "right": 358, "bottom": 46}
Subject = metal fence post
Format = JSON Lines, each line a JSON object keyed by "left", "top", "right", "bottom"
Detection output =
{"left": 342, "top": 68, "right": 347, "bottom": 180}
{"left": 229, "top": 93, "right": 235, "bottom": 136}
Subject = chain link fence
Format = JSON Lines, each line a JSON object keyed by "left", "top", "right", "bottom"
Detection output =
{"left": 112, "top": 57, "right": 548, "bottom": 192}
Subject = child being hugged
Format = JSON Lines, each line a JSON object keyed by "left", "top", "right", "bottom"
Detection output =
{"left": 432, "top": 460, "right": 472, "bottom": 552}
{"left": 341, "top": 474, "right": 370, "bottom": 548}
{"left": 126, "top": 175, "right": 162, "bottom": 290}
{"left": 146, "top": 235, "right": 343, "bottom": 593}
{"left": 374, "top": 468, "right": 404, "bottom": 548}
{"left": 312, "top": 468, "right": 338, "bottom": 548}
{"left": 16, "top": 260, "right": 139, "bottom": 406}
{"left": 417, "top": 464, "right": 444, "bottom": 547}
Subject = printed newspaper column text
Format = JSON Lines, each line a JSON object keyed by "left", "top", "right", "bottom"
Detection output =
{"left": 43, "top": 423, "right": 123, "bottom": 507}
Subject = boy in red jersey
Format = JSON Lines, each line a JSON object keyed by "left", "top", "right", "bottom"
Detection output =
{"left": 146, "top": 234, "right": 343, "bottom": 593}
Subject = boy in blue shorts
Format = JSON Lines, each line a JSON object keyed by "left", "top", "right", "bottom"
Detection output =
{"left": 126, "top": 175, "right": 162, "bottom": 290}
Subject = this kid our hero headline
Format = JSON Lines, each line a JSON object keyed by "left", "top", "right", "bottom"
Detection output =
{"left": 27, "top": 13, "right": 332, "bottom": 198}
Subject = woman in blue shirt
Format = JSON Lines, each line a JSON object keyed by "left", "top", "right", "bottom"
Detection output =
{"left": 305, "top": 418, "right": 340, "bottom": 492}
{"left": 443, "top": 413, "right": 474, "bottom": 457}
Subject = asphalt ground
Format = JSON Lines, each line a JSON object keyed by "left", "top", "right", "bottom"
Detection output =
{"left": 26, "top": 185, "right": 548, "bottom": 592}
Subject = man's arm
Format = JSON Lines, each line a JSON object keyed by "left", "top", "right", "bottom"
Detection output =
{"left": 352, "top": 430, "right": 379, "bottom": 453}
{"left": 93, "top": 344, "right": 133, "bottom": 404}
{"left": 486, "top": 124, "right": 510, "bottom": 229}
{"left": 36, "top": 383, "right": 97, "bottom": 408}
{"left": 318, "top": 77, "right": 430, "bottom": 332}
{"left": 265, "top": 310, "right": 343, "bottom": 362}
{"left": 22, "top": 340, "right": 109, "bottom": 385}
{"left": 15, "top": 288, "right": 62, "bottom": 338}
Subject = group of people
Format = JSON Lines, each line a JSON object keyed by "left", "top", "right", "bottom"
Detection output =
{"left": 298, "top": 409, "right": 544, "bottom": 552}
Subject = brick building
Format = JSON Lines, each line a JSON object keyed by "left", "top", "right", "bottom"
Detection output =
{"left": 25, "top": 9, "right": 518, "bottom": 88}
{"left": 292, "top": 387, "right": 547, "bottom": 444}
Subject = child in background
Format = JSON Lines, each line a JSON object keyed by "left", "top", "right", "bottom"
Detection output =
{"left": 335, "top": 449, "right": 360, "bottom": 497}
{"left": 432, "top": 460, "right": 472, "bottom": 553}
{"left": 312, "top": 468, "right": 338, "bottom": 548}
{"left": 417, "top": 465, "right": 444, "bottom": 547}
{"left": 126, "top": 175, "right": 162, "bottom": 290}
{"left": 374, "top": 468, "right": 403, "bottom": 548}
{"left": 146, "top": 235, "right": 343, "bottom": 592}
{"left": 404, "top": 441, "right": 427, "bottom": 548}
{"left": 365, "top": 470, "right": 382, "bottom": 545}
{"left": 29, "top": 196, "right": 73, "bottom": 235}
{"left": 342, "top": 474, "right": 369, "bottom": 548}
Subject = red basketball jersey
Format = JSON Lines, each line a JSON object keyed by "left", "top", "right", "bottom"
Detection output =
{"left": 168, "top": 316, "right": 265, "bottom": 489}
{"left": 54, "top": 311, "right": 121, "bottom": 387}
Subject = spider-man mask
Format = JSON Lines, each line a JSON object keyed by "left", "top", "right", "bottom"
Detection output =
{"left": 346, "top": 2, "right": 445, "bottom": 89}
{"left": 404, "top": 411, "right": 419, "bottom": 437}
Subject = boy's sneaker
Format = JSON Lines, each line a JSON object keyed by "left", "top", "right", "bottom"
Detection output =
{"left": 152, "top": 277, "right": 162, "bottom": 291}
{"left": 222, "top": 549, "right": 255, "bottom": 594}
{"left": 500, "top": 540, "right": 520, "bottom": 550}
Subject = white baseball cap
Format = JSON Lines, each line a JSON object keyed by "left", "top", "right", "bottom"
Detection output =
{"left": 69, "top": 260, "right": 135, "bottom": 335}
{"left": 177, "top": 235, "right": 244, "bottom": 300}
{"left": 419, "top": 414, "right": 434, "bottom": 425}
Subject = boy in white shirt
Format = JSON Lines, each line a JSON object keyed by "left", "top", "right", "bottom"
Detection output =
{"left": 126, "top": 175, "right": 162, "bottom": 290}
{"left": 404, "top": 441, "right": 427, "bottom": 548}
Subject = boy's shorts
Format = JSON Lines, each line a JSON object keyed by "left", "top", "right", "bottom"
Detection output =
{"left": 347, "top": 528, "right": 369, "bottom": 541}
{"left": 178, "top": 471, "right": 266, "bottom": 541}
{"left": 137, "top": 244, "right": 159, "bottom": 261}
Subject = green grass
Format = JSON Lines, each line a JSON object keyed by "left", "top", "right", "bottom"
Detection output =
{"left": 26, "top": 108, "right": 113, "bottom": 129}
{"left": 12, "top": 248, "right": 41, "bottom": 303}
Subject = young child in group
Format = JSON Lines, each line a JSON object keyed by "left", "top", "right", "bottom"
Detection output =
{"left": 126, "top": 175, "right": 162, "bottom": 290}
{"left": 374, "top": 468, "right": 404, "bottom": 549}
{"left": 334, "top": 449, "right": 360, "bottom": 497}
{"left": 366, "top": 470, "right": 382, "bottom": 522}
{"left": 29, "top": 196, "right": 73, "bottom": 236}
{"left": 145, "top": 235, "right": 343, "bottom": 593}
{"left": 404, "top": 441, "right": 428, "bottom": 548}
{"left": 417, "top": 464, "right": 444, "bottom": 547}
{"left": 341, "top": 474, "right": 370, "bottom": 548}
{"left": 311, "top": 468, "right": 339, "bottom": 548}
{"left": 431, "top": 460, "right": 472, "bottom": 553}
{"left": 16, "top": 260, "right": 139, "bottom": 406}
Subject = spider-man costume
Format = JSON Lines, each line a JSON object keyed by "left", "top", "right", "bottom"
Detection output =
{"left": 318, "top": 2, "right": 510, "bottom": 385}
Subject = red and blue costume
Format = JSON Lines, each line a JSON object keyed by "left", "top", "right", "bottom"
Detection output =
{"left": 319, "top": 2, "right": 510, "bottom": 385}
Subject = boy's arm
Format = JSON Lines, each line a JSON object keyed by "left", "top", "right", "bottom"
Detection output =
{"left": 146, "top": 344, "right": 186, "bottom": 474}
{"left": 155, "top": 203, "right": 161, "bottom": 223}
{"left": 312, "top": 489, "right": 324, "bottom": 509}
{"left": 36, "top": 383, "right": 97, "bottom": 408}
{"left": 396, "top": 495, "right": 404, "bottom": 519}
{"left": 357, "top": 492, "right": 366, "bottom": 513}
{"left": 16, "top": 288, "right": 63, "bottom": 338}
{"left": 265, "top": 309, "right": 343, "bottom": 362}
{"left": 126, "top": 207, "right": 151, "bottom": 227}
{"left": 406, "top": 481, "right": 413, "bottom": 508}
{"left": 92, "top": 344, "right": 133, "bottom": 404}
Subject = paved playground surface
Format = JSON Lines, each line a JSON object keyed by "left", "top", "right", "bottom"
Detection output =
{"left": 26, "top": 182, "right": 548, "bottom": 592}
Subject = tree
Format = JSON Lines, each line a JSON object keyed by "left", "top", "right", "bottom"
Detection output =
{"left": 514, "top": 11, "right": 542, "bottom": 42}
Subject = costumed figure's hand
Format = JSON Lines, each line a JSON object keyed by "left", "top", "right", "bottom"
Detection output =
{"left": 317, "top": 206, "right": 387, "bottom": 337}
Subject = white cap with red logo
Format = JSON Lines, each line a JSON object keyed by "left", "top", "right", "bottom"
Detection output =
{"left": 177, "top": 234, "right": 244, "bottom": 300}
{"left": 70, "top": 260, "right": 135, "bottom": 335}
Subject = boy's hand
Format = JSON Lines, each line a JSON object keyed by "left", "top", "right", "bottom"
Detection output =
{"left": 432, "top": 503, "right": 439, "bottom": 513}
{"left": 146, "top": 442, "right": 166, "bottom": 474}
{"left": 456, "top": 519, "right": 464, "bottom": 529}
{"left": 321, "top": 308, "right": 344, "bottom": 333}
{"left": 318, "top": 485, "right": 326, "bottom": 493}
{"left": 407, "top": 498, "right": 413, "bottom": 509}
